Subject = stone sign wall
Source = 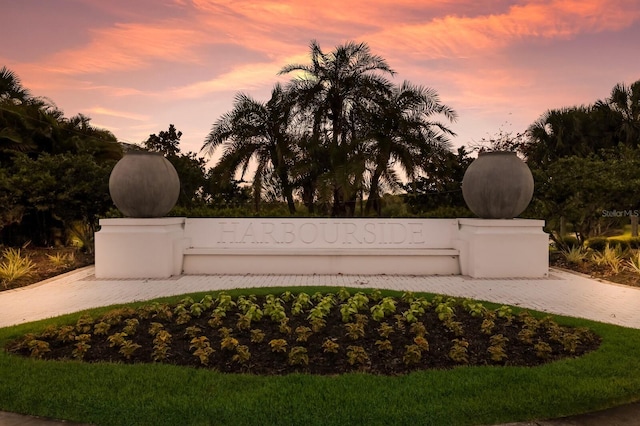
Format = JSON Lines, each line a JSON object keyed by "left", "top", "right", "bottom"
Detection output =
{"left": 184, "top": 218, "right": 457, "bottom": 249}
{"left": 95, "top": 217, "right": 549, "bottom": 279}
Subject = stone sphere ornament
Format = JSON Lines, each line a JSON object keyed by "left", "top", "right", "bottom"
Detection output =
{"left": 109, "top": 151, "right": 180, "bottom": 218}
{"left": 461, "top": 151, "right": 534, "bottom": 219}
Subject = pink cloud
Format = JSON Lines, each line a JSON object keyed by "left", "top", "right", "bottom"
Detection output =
{"left": 86, "top": 107, "right": 150, "bottom": 121}
{"left": 367, "top": 0, "right": 640, "bottom": 60}
{"left": 23, "top": 0, "right": 639, "bottom": 84}
{"left": 40, "top": 21, "right": 206, "bottom": 75}
{"left": 3, "top": 0, "right": 639, "bottom": 154}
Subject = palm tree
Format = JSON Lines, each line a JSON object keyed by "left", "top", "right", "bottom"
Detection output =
{"left": 0, "top": 98, "right": 62, "bottom": 159}
{"left": 279, "top": 40, "right": 395, "bottom": 216}
{"left": 61, "top": 113, "right": 122, "bottom": 161}
{"left": 363, "top": 81, "right": 457, "bottom": 215}
{"left": 1, "top": 68, "right": 120, "bottom": 163}
{"left": 606, "top": 81, "right": 640, "bottom": 146}
{"left": 525, "top": 106, "right": 599, "bottom": 166}
{"left": 0, "top": 67, "right": 36, "bottom": 156}
{"left": 201, "top": 84, "right": 297, "bottom": 213}
{"left": 0, "top": 66, "right": 30, "bottom": 102}
{"left": 525, "top": 81, "right": 640, "bottom": 166}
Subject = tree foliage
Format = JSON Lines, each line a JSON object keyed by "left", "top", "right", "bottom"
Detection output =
{"left": 521, "top": 79, "right": 640, "bottom": 242}
{"left": 1, "top": 152, "right": 115, "bottom": 246}
{"left": 402, "top": 146, "right": 472, "bottom": 216}
{"left": 203, "top": 86, "right": 297, "bottom": 213}
{"left": 0, "top": 67, "right": 122, "bottom": 246}
{"left": 203, "top": 40, "right": 457, "bottom": 217}
{"left": 143, "top": 124, "right": 208, "bottom": 209}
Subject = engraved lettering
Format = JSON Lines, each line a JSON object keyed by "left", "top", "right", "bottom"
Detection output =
{"left": 240, "top": 223, "right": 256, "bottom": 244}
{"left": 390, "top": 223, "right": 407, "bottom": 244}
{"left": 261, "top": 222, "right": 277, "bottom": 244}
{"left": 320, "top": 222, "right": 339, "bottom": 244}
{"left": 212, "top": 219, "right": 435, "bottom": 247}
{"left": 282, "top": 222, "right": 295, "bottom": 244}
{"left": 299, "top": 223, "right": 317, "bottom": 244}
{"left": 343, "top": 222, "right": 361, "bottom": 244}
{"left": 363, "top": 222, "right": 376, "bottom": 244}
{"left": 408, "top": 222, "right": 425, "bottom": 244}
{"left": 219, "top": 221, "right": 237, "bottom": 244}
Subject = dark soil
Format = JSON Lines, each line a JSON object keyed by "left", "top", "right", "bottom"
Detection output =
{"left": 0, "top": 247, "right": 94, "bottom": 292}
{"left": 550, "top": 252, "right": 640, "bottom": 288}
{"left": 6, "top": 293, "right": 601, "bottom": 376}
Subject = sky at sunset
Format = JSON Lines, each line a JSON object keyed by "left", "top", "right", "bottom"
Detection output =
{"left": 2, "top": 0, "right": 640, "bottom": 163}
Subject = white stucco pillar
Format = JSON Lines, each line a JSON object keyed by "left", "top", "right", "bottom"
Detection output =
{"left": 95, "top": 218, "right": 187, "bottom": 279}
{"left": 454, "top": 219, "right": 549, "bottom": 278}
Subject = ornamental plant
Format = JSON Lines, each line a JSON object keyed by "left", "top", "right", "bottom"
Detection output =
{"left": 346, "top": 346, "right": 369, "bottom": 367}
{"left": 322, "top": 338, "right": 339, "bottom": 353}
{"left": 232, "top": 345, "right": 251, "bottom": 365}
{"left": 0, "top": 248, "right": 35, "bottom": 288}
{"left": 152, "top": 330, "right": 172, "bottom": 362}
{"left": 250, "top": 329, "right": 265, "bottom": 343}
{"left": 487, "top": 334, "right": 508, "bottom": 362}
{"left": 377, "top": 322, "right": 394, "bottom": 338}
{"left": 119, "top": 340, "right": 142, "bottom": 359}
{"left": 375, "top": 339, "right": 393, "bottom": 351}
{"left": 184, "top": 326, "right": 202, "bottom": 339}
{"left": 403, "top": 344, "right": 422, "bottom": 365}
{"left": 75, "top": 315, "right": 94, "bottom": 333}
{"left": 288, "top": 346, "right": 309, "bottom": 366}
{"left": 295, "top": 326, "right": 312, "bottom": 342}
{"left": 56, "top": 326, "right": 76, "bottom": 342}
{"left": 449, "top": 339, "right": 469, "bottom": 364}
{"left": 344, "top": 322, "right": 365, "bottom": 340}
{"left": 28, "top": 339, "right": 51, "bottom": 359}
{"left": 269, "top": 339, "right": 288, "bottom": 353}
{"left": 72, "top": 334, "right": 92, "bottom": 360}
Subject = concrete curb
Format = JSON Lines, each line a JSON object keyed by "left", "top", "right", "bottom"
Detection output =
{"left": 3, "top": 265, "right": 95, "bottom": 293}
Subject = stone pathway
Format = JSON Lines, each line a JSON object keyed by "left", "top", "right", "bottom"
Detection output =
{"left": 1, "top": 267, "right": 639, "bottom": 329}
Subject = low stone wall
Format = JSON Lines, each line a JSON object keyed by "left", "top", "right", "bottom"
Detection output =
{"left": 95, "top": 217, "right": 549, "bottom": 279}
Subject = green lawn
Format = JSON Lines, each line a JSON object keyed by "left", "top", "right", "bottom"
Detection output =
{"left": 1, "top": 286, "right": 640, "bottom": 426}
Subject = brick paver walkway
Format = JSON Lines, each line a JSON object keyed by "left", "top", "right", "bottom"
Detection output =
{"left": 1, "top": 267, "right": 639, "bottom": 329}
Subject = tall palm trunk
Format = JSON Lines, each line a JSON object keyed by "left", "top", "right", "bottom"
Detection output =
{"left": 365, "top": 167, "right": 384, "bottom": 216}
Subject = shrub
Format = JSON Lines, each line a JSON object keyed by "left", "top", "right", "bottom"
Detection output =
{"left": 607, "top": 239, "right": 630, "bottom": 251}
{"left": 556, "top": 235, "right": 580, "bottom": 250}
{"left": 628, "top": 237, "right": 640, "bottom": 249}
{"left": 47, "top": 251, "right": 75, "bottom": 267}
{"left": 0, "top": 248, "right": 35, "bottom": 288}
{"left": 591, "top": 244, "right": 624, "bottom": 274}
{"left": 586, "top": 237, "right": 608, "bottom": 252}
{"left": 626, "top": 250, "right": 640, "bottom": 274}
{"left": 561, "top": 246, "right": 588, "bottom": 265}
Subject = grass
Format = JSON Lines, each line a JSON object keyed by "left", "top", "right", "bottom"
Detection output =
{"left": 607, "top": 224, "right": 635, "bottom": 240}
{"left": 1, "top": 286, "right": 640, "bottom": 426}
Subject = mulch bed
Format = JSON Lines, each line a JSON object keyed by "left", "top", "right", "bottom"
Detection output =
{"left": 0, "top": 247, "right": 94, "bottom": 292}
{"left": 6, "top": 294, "right": 601, "bottom": 376}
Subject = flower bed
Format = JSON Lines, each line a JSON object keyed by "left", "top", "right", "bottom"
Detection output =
{"left": 7, "top": 289, "right": 600, "bottom": 375}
